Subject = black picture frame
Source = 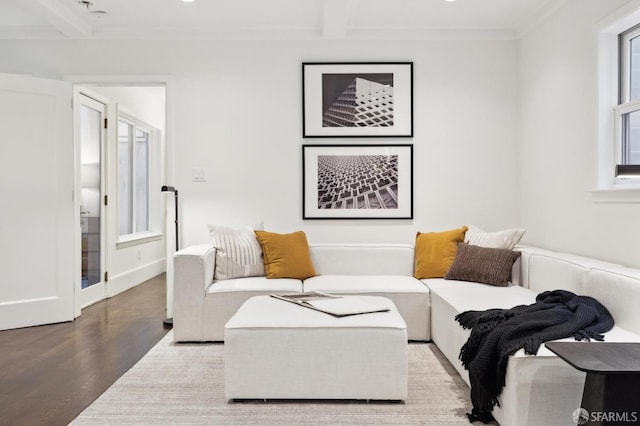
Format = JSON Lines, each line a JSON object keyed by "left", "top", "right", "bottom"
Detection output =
{"left": 303, "top": 144, "right": 413, "bottom": 219}
{"left": 302, "top": 62, "right": 414, "bottom": 138}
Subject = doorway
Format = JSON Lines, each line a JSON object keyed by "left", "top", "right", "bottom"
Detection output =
{"left": 74, "top": 83, "right": 168, "bottom": 312}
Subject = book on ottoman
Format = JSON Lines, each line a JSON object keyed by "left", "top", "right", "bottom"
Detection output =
{"left": 270, "top": 291, "right": 390, "bottom": 317}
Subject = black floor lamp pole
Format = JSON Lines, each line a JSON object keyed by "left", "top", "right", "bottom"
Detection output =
{"left": 161, "top": 185, "right": 179, "bottom": 328}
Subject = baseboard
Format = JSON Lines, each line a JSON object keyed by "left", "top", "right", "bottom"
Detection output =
{"left": 107, "top": 259, "right": 166, "bottom": 298}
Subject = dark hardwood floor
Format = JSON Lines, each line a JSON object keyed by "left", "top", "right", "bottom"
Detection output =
{"left": 0, "top": 274, "right": 170, "bottom": 426}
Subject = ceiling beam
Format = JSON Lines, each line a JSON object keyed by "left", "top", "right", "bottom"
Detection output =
{"left": 15, "top": 0, "right": 92, "bottom": 38}
{"left": 322, "top": 0, "right": 352, "bottom": 39}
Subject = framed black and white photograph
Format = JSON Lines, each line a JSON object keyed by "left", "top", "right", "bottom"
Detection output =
{"left": 302, "top": 62, "right": 413, "bottom": 138}
{"left": 303, "top": 144, "right": 413, "bottom": 219}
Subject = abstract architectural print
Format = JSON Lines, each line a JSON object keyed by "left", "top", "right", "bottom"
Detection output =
{"left": 317, "top": 155, "right": 399, "bottom": 209}
{"left": 322, "top": 77, "right": 394, "bottom": 128}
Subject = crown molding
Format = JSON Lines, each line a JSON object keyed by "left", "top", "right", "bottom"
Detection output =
{"left": 0, "top": 26, "right": 518, "bottom": 41}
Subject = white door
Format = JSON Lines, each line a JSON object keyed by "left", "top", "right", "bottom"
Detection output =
{"left": 0, "top": 73, "right": 75, "bottom": 330}
{"left": 76, "top": 92, "right": 108, "bottom": 308}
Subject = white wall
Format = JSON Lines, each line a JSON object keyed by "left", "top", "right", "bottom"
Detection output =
{"left": 0, "top": 38, "right": 519, "bottom": 251}
{"left": 3, "top": 4, "right": 640, "bottom": 284}
{"left": 172, "top": 40, "right": 520, "bottom": 246}
{"left": 518, "top": 0, "right": 640, "bottom": 268}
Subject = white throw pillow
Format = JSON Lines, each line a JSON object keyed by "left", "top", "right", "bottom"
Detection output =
{"left": 208, "top": 223, "right": 265, "bottom": 280}
{"left": 464, "top": 225, "right": 525, "bottom": 250}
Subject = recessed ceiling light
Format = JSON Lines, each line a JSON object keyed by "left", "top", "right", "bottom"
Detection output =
{"left": 445, "top": 0, "right": 456, "bottom": 2}
{"left": 182, "top": 0, "right": 195, "bottom": 3}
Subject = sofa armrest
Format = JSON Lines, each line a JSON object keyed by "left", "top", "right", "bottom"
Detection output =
{"left": 173, "top": 244, "right": 216, "bottom": 341}
{"left": 175, "top": 244, "right": 216, "bottom": 291}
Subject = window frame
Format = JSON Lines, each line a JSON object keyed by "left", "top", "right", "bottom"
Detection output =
{"left": 613, "top": 100, "right": 640, "bottom": 170}
{"left": 616, "top": 25, "right": 640, "bottom": 171}
{"left": 619, "top": 24, "right": 640, "bottom": 104}
{"left": 594, "top": 4, "right": 640, "bottom": 203}
{"left": 116, "top": 111, "right": 161, "bottom": 243}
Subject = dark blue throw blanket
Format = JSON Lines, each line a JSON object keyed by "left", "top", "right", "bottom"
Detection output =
{"left": 455, "top": 289, "right": 614, "bottom": 423}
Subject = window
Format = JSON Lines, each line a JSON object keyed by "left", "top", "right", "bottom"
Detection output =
{"left": 617, "top": 25, "right": 640, "bottom": 175}
{"left": 118, "top": 114, "right": 158, "bottom": 238}
{"left": 595, "top": 6, "right": 640, "bottom": 201}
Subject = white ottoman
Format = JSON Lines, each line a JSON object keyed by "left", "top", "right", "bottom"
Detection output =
{"left": 224, "top": 295, "right": 408, "bottom": 401}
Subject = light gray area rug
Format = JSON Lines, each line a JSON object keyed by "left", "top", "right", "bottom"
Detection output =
{"left": 72, "top": 332, "right": 474, "bottom": 425}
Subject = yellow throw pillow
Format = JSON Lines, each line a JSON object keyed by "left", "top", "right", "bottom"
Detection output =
{"left": 254, "top": 230, "right": 317, "bottom": 279}
{"left": 414, "top": 226, "right": 468, "bottom": 279}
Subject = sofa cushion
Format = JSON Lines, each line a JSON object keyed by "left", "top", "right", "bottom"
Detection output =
{"left": 309, "top": 243, "right": 414, "bottom": 276}
{"left": 421, "top": 277, "right": 490, "bottom": 290}
{"left": 414, "top": 226, "right": 468, "bottom": 279}
{"left": 304, "top": 275, "right": 429, "bottom": 294}
{"left": 208, "top": 276, "right": 302, "bottom": 293}
{"left": 586, "top": 266, "right": 640, "bottom": 335}
{"left": 465, "top": 225, "right": 525, "bottom": 250}
{"left": 512, "top": 245, "right": 558, "bottom": 287}
{"left": 208, "top": 224, "right": 265, "bottom": 280}
{"left": 522, "top": 250, "right": 620, "bottom": 293}
{"left": 254, "top": 230, "right": 316, "bottom": 279}
{"left": 526, "top": 254, "right": 588, "bottom": 295}
{"left": 203, "top": 277, "right": 304, "bottom": 342}
{"left": 429, "top": 284, "right": 538, "bottom": 390}
{"left": 444, "top": 243, "right": 521, "bottom": 287}
{"left": 430, "top": 283, "right": 537, "bottom": 315}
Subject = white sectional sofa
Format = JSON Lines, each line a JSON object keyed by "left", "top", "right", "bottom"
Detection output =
{"left": 174, "top": 243, "right": 428, "bottom": 341}
{"left": 431, "top": 246, "right": 640, "bottom": 425}
{"left": 173, "top": 241, "right": 640, "bottom": 426}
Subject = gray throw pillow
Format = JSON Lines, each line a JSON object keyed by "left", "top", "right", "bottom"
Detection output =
{"left": 444, "top": 243, "right": 521, "bottom": 287}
